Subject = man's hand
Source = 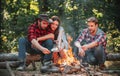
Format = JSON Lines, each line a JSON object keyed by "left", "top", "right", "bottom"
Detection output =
{"left": 74, "top": 41, "right": 81, "bottom": 47}
{"left": 41, "top": 47, "right": 51, "bottom": 54}
{"left": 81, "top": 44, "right": 89, "bottom": 51}
{"left": 54, "top": 40, "right": 59, "bottom": 44}
{"left": 78, "top": 47, "right": 85, "bottom": 57}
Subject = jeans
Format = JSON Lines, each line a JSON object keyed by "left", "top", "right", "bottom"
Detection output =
{"left": 73, "top": 45, "right": 106, "bottom": 65}
{"left": 18, "top": 37, "right": 53, "bottom": 65}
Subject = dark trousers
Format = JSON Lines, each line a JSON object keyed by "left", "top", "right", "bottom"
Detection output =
{"left": 73, "top": 45, "right": 106, "bottom": 65}
{"left": 18, "top": 37, "right": 53, "bottom": 63}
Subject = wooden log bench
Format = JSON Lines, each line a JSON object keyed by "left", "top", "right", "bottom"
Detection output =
{"left": 0, "top": 53, "right": 41, "bottom": 76}
{"left": 0, "top": 53, "right": 120, "bottom": 76}
{"left": 0, "top": 53, "right": 41, "bottom": 69}
{"left": 0, "top": 53, "right": 120, "bottom": 68}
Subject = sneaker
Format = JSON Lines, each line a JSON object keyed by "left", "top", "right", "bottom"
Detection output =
{"left": 16, "top": 66, "right": 26, "bottom": 71}
{"left": 43, "top": 60, "right": 53, "bottom": 66}
{"left": 40, "top": 60, "right": 53, "bottom": 73}
{"left": 40, "top": 65, "right": 49, "bottom": 73}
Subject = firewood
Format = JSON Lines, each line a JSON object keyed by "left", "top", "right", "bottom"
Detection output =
{"left": 0, "top": 61, "right": 22, "bottom": 68}
{"left": 0, "top": 53, "right": 19, "bottom": 61}
{"left": 106, "top": 53, "right": 120, "bottom": 61}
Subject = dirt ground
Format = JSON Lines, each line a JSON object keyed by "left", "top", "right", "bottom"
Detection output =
{"left": 0, "top": 61, "right": 120, "bottom": 76}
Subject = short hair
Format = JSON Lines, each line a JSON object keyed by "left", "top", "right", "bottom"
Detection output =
{"left": 87, "top": 17, "right": 98, "bottom": 24}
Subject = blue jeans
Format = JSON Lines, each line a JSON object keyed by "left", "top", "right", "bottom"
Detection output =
{"left": 18, "top": 37, "right": 53, "bottom": 63}
{"left": 73, "top": 45, "right": 106, "bottom": 65}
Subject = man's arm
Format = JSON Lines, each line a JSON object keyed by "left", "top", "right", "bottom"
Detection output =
{"left": 82, "top": 33, "right": 106, "bottom": 51}
{"left": 28, "top": 24, "right": 51, "bottom": 54}
{"left": 37, "top": 33, "right": 54, "bottom": 42}
{"left": 31, "top": 39, "right": 50, "bottom": 54}
{"left": 82, "top": 41, "right": 98, "bottom": 51}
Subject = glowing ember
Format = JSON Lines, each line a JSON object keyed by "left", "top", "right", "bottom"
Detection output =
{"left": 52, "top": 47, "right": 81, "bottom": 73}
{"left": 57, "top": 48, "right": 79, "bottom": 65}
{"left": 51, "top": 34, "right": 82, "bottom": 73}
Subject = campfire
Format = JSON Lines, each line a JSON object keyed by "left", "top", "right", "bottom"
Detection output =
{"left": 41, "top": 34, "right": 84, "bottom": 74}
{"left": 40, "top": 47, "right": 83, "bottom": 74}
{"left": 52, "top": 47, "right": 82, "bottom": 74}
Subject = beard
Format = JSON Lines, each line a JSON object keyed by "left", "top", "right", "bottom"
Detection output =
{"left": 89, "top": 29, "right": 95, "bottom": 34}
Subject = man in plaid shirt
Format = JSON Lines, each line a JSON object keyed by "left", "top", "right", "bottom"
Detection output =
{"left": 17, "top": 14, "right": 54, "bottom": 70}
{"left": 74, "top": 17, "right": 107, "bottom": 69}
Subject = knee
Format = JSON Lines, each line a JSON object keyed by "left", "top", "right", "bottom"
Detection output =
{"left": 95, "top": 45, "right": 104, "bottom": 51}
{"left": 44, "top": 39, "right": 53, "bottom": 46}
{"left": 94, "top": 45, "right": 105, "bottom": 56}
{"left": 87, "top": 56, "right": 96, "bottom": 65}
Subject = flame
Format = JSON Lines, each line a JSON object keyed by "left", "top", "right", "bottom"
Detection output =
{"left": 52, "top": 34, "right": 81, "bottom": 73}
{"left": 53, "top": 47, "right": 80, "bottom": 66}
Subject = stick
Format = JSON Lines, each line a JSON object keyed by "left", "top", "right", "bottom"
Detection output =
{"left": 6, "top": 61, "right": 15, "bottom": 76}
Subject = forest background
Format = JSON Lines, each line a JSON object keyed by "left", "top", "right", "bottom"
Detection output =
{"left": 0, "top": 0, "right": 120, "bottom": 53}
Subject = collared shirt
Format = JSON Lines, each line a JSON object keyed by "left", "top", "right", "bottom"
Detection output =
{"left": 27, "top": 23, "right": 51, "bottom": 44}
{"left": 77, "top": 28, "right": 107, "bottom": 50}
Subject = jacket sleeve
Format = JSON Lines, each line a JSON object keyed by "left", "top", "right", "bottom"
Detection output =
{"left": 57, "top": 26, "right": 68, "bottom": 50}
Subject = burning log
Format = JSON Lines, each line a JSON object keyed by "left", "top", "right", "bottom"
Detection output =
{"left": 51, "top": 47, "right": 82, "bottom": 74}
{"left": 61, "top": 64, "right": 81, "bottom": 74}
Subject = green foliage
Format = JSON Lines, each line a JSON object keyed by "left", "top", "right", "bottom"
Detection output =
{"left": 1, "top": 0, "right": 120, "bottom": 53}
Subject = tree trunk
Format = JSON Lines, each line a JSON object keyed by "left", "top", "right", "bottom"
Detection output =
{"left": 0, "top": 53, "right": 120, "bottom": 68}
{"left": 0, "top": 61, "right": 22, "bottom": 69}
{"left": 0, "top": 53, "right": 19, "bottom": 61}
{"left": 0, "top": 53, "right": 41, "bottom": 69}
{"left": 106, "top": 53, "right": 120, "bottom": 61}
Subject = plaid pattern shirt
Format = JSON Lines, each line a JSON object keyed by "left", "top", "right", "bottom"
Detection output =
{"left": 27, "top": 23, "right": 51, "bottom": 44}
{"left": 77, "top": 28, "right": 107, "bottom": 50}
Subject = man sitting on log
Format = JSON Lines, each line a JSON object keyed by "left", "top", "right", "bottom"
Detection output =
{"left": 17, "top": 14, "right": 54, "bottom": 71}
{"left": 74, "top": 17, "right": 107, "bottom": 69}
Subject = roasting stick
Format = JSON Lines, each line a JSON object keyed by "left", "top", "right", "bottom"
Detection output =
{"left": 6, "top": 61, "right": 15, "bottom": 76}
{"left": 74, "top": 41, "right": 90, "bottom": 75}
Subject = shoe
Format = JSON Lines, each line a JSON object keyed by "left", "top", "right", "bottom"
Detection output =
{"left": 16, "top": 65, "right": 26, "bottom": 71}
{"left": 43, "top": 60, "right": 53, "bottom": 66}
{"left": 40, "top": 65, "right": 49, "bottom": 73}
{"left": 40, "top": 60, "right": 53, "bottom": 73}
